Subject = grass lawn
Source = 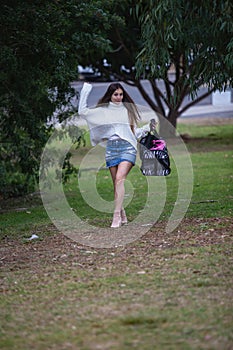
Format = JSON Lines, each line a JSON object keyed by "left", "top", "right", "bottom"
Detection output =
{"left": 0, "top": 120, "right": 233, "bottom": 350}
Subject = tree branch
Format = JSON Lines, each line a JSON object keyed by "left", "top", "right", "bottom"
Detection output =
{"left": 150, "top": 80, "right": 167, "bottom": 115}
{"left": 136, "top": 80, "right": 164, "bottom": 115}
{"left": 179, "top": 88, "right": 214, "bottom": 115}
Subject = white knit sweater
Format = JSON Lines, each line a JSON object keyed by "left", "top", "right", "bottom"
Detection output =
{"left": 78, "top": 83, "right": 149, "bottom": 150}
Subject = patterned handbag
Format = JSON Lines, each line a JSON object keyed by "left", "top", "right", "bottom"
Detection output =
{"left": 139, "top": 130, "right": 171, "bottom": 176}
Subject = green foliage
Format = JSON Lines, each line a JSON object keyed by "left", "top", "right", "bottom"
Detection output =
{"left": 39, "top": 124, "right": 86, "bottom": 191}
{"left": 90, "top": 1, "right": 233, "bottom": 134}
{"left": 1, "top": 0, "right": 232, "bottom": 197}
{"left": 135, "top": 0, "right": 233, "bottom": 93}
{"left": 101, "top": 0, "right": 141, "bottom": 79}
{"left": 0, "top": 0, "right": 117, "bottom": 198}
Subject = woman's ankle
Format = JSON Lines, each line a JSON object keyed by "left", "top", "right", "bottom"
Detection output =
{"left": 120, "top": 208, "right": 128, "bottom": 224}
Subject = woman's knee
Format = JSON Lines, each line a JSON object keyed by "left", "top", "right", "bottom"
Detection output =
{"left": 115, "top": 174, "right": 126, "bottom": 185}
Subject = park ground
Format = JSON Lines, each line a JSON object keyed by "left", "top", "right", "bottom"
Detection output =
{"left": 0, "top": 116, "right": 232, "bottom": 350}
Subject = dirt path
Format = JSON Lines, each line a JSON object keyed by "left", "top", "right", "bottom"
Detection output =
{"left": 1, "top": 217, "right": 232, "bottom": 272}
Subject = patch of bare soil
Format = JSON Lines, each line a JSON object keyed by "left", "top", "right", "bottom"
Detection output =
{"left": 177, "top": 116, "right": 233, "bottom": 151}
{"left": 0, "top": 217, "right": 232, "bottom": 273}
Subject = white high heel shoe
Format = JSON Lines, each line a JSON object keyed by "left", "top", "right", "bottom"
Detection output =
{"left": 111, "top": 212, "right": 122, "bottom": 228}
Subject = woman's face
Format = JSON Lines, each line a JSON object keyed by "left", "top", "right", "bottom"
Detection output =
{"left": 111, "top": 88, "right": 123, "bottom": 104}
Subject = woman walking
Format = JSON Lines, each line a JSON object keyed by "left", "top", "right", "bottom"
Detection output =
{"left": 78, "top": 82, "right": 151, "bottom": 228}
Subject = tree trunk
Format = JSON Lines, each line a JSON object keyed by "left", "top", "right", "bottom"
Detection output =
{"left": 159, "top": 109, "right": 179, "bottom": 139}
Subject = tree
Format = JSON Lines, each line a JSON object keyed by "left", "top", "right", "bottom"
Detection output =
{"left": 134, "top": 0, "right": 233, "bottom": 135}
{"left": 91, "top": 0, "right": 233, "bottom": 136}
{"left": 0, "top": 0, "right": 118, "bottom": 197}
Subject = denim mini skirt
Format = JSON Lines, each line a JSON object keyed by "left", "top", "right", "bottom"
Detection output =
{"left": 105, "top": 138, "right": 137, "bottom": 168}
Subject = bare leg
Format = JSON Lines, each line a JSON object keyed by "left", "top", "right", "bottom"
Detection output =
{"left": 109, "top": 161, "right": 133, "bottom": 227}
{"left": 114, "top": 161, "right": 133, "bottom": 212}
{"left": 109, "top": 165, "right": 117, "bottom": 193}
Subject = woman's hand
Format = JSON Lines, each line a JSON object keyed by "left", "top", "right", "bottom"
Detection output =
{"left": 150, "top": 118, "right": 157, "bottom": 132}
{"left": 83, "top": 82, "right": 92, "bottom": 89}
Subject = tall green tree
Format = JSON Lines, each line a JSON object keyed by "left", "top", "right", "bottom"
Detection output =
{"left": 92, "top": 0, "right": 233, "bottom": 136}
{"left": 0, "top": 0, "right": 116, "bottom": 197}
{"left": 135, "top": 0, "right": 233, "bottom": 134}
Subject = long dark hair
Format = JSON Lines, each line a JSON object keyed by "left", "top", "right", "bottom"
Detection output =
{"left": 97, "top": 83, "right": 141, "bottom": 133}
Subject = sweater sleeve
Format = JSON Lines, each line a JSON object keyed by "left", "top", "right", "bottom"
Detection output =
{"left": 78, "top": 82, "right": 93, "bottom": 116}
